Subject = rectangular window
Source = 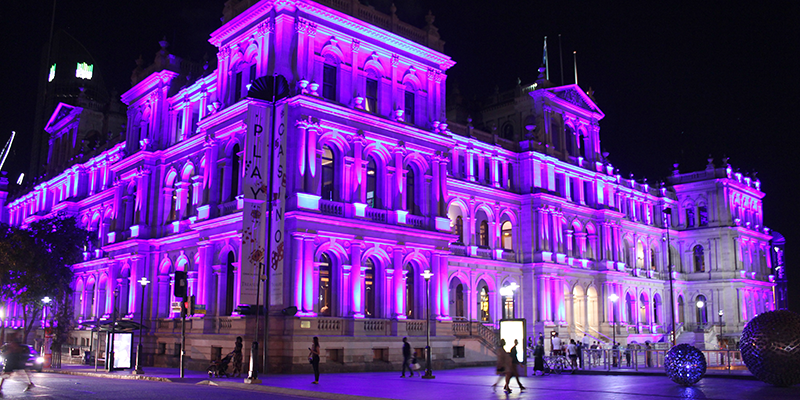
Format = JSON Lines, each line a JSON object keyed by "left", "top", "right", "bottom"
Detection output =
{"left": 173, "top": 111, "right": 183, "bottom": 144}
{"left": 699, "top": 206, "right": 709, "bottom": 226}
{"left": 366, "top": 78, "right": 378, "bottom": 113}
{"left": 498, "top": 161, "right": 504, "bottom": 188}
{"left": 583, "top": 181, "right": 593, "bottom": 206}
{"left": 459, "top": 154, "right": 466, "bottom": 178}
{"left": 323, "top": 64, "right": 337, "bottom": 101}
{"left": 453, "top": 346, "right": 465, "bottom": 359}
{"left": 234, "top": 71, "right": 243, "bottom": 101}
{"left": 472, "top": 156, "right": 479, "bottom": 181}
{"left": 404, "top": 90, "right": 415, "bottom": 124}
{"left": 508, "top": 164, "right": 513, "bottom": 190}
{"left": 570, "top": 178, "right": 578, "bottom": 202}
{"left": 555, "top": 174, "right": 564, "bottom": 197}
{"left": 484, "top": 159, "right": 491, "bottom": 184}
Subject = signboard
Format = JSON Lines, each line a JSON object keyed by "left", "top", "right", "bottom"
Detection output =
{"left": 267, "top": 103, "right": 288, "bottom": 306}
{"left": 194, "top": 304, "right": 207, "bottom": 315}
{"left": 240, "top": 102, "right": 269, "bottom": 305}
{"left": 171, "top": 301, "right": 182, "bottom": 312}
{"left": 499, "top": 318, "right": 527, "bottom": 374}
{"left": 109, "top": 332, "right": 133, "bottom": 369}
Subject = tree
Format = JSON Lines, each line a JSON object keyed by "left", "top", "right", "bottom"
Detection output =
{"left": 0, "top": 216, "right": 91, "bottom": 344}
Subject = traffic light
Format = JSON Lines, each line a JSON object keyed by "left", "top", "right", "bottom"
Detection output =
{"left": 180, "top": 296, "right": 195, "bottom": 318}
{"left": 174, "top": 270, "right": 187, "bottom": 297}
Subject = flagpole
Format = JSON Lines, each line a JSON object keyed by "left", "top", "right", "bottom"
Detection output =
{"left": 544, "top": 36, "right": 550, "bottom": 81}
{"left": 573, "top": 51, "right": 578, "bottom": 86}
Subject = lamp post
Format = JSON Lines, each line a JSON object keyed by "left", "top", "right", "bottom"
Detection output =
{"left": 42, "top": 297, "right": 52, "bottom": 327}
{"left": 663, "top": 206, "right": 676, "bottom": 347}
{"left": 134, "top": 277, "right": 149, "bottom": 375}
{"left": 696, "top": 299, "right": 705, "bottom": 331}
{"left": 609, "top": 293, "right": 619, "bottom": 367}
{"left": 41, "top": 297, "right": 52, "bottom": 368}
{"left": 421, "top": 269, "right": 435, "bottom": 379}
{"left": 108, "top": 287, "right": 119, "bottom": 372}
{"left": 718, "top": 309, "right": 723, "bottom": 337}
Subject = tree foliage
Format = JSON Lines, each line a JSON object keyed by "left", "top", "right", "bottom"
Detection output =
{"left": 0, "top": 216, "right": 91, "bottom": 344}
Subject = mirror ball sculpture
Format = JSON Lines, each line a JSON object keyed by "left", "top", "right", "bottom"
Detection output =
{"left": 664, "top": 344, "right": 707, "bottom": 386}
{"left": 739, "top": 310, "right": 800, "bottom": 387}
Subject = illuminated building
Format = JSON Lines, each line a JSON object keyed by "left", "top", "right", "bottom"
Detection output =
{"left": 0, "top": 0, "right": 779, "bottom": 371}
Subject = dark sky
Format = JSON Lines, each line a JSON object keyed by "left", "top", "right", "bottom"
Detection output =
{"left": 1, "top": 1, "right": 798, "bottom": 310}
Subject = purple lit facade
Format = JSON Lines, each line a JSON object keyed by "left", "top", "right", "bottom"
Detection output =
{"left": 0, "top": 0, "right": 779, "bottom": 371}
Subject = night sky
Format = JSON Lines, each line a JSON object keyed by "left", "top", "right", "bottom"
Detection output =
{"left": 1, "top": 0, "right": 797, "bottom": 310}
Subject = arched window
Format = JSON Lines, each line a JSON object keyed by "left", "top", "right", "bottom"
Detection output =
{"left": 405, "top": 265, "right": 415, "bottom": 319}
{"left": 501, "top": 123, "right": 514, "bottom": 140}
{"left": 455, "top": 216, "right": 464, "bottom": 243}
{"left": 479, "top": 220, "right": 489, "bottom": 247}
{"left": 565, "top": 126, "right": 575, "bottom": 155}
{"left": 479, "top": 283, "right": 490, "bottom": 322}
{"left": 677, "top": 296, "right": 685, "bottom": 324}
{"left": 624, "top": 240, "right": 633, "bottom": 266}
{"left": 404, "top": 87, "right": 415, "bottom": 124}
{"left": 168, "top": 187, "right": 177, "bottom": 222}
{"left": 626, "top": 292, "right": 635, "bottom": 325}
{"left": 322, "top": 61, "right": 337, "bottom": 101}
{"left": 653, "top": 294, "right": 662, "bottom": 324}
{"left": 501, "top": 221, "right": 513, "bottom": 250}
{"left": 698, "top": 206, "right": 708, "bottom": 226}
{"left": 364, "top": 258, "right": 376, "bottom": 318}
{"left": 406, "top": 168, "right": 417, "bottom": 215}
{"left": 650, "top": 248, "right": 657, "bottom": 271}
{"left": 366, "top": 157, "right": 378, "bottom": 208}
{"left": 318, "top": 254, "right": 333, "bottom": 316}
{"left": 321, "top": 146, "right": 335, "bottom": 201}
{"left": 455, "top": 283, "right": 464, "bottom": 318}
{"left": 686, "top": 208, "right": 695, "bottom": 227}
{"left": 365, "top": 73, "right": 379, "bottom": 113}
{"left": 502, "top": 282, "right": 516, "bottom": 319}
{"left": 225, "top": 252, "right": 235, "bottom": 316}
{"left": 695, "top": 294, "right": 708, "bottom": 325}
{"left": 230, "top": 144, "right": 240, "bottom": 201}
{"left": 639, "top": 293, "right": 649, "bottom": 324}
{"left": 693, "top": 245, "right": 705, "bottom": 272}
{"left": 636, "top": 241, "right": 645, "bottom": 269}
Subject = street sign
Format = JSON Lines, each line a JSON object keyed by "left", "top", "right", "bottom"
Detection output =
{"left": 194, "top": 304, "right": 206, "bottom": 315}
{"left": 171, "top": 301, "right": 182, "bottom": 312}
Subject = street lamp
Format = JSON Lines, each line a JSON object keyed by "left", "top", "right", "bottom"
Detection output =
{"left": 421, "top": 269, "right": 435, "bottom": 379}
{"left": 134, "top": 277, "right": 150, "bottom": 375}
{"left": 663, "top": 206, "right": 677, "bottom": 348}
{"left": 695, "top": 299, "right": 706, "bottom": 332}
{"left": 718, "top": 309, "right": 723, "bottom": 337}
{"left": 609, "top": 293, "right": 619, "bottom": 367}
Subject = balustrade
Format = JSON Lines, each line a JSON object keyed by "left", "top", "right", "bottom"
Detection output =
{"left": 319, "top": 199, "right": 344, "bottom": 216}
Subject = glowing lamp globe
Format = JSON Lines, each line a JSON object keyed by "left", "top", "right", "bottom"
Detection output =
{"left": 739, "top": 310, "right": 800, "bottom": 387}
{"left": 664, "top": 344, "right": 706, "bottom": 386}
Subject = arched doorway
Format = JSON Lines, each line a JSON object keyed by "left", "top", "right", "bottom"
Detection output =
{"left": 405, "top": 264, "right": 415, "bottom": 319}
{"left": 677, "top": 295, "right": 685, "bottom": 324}
{"left": 639, "top": 293, "right": 649, "bottom": 325}
{"left": 364, "top": 258, "right": 376, "bottom": 318}
{"left": 318, "top": 254, "right": 333, "bottom": 316}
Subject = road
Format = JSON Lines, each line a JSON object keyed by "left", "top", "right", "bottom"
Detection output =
{"left": 0, "top": 373, "right": 315, "bottom": 399}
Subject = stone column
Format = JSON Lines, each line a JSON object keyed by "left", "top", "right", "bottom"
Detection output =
{"left": 350, "top": 241, "right": 363, "bottom": 317}
{"left": 303, "top": 237, "right": 316, "bottom": 314}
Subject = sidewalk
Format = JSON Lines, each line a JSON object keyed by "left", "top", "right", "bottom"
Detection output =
{"left": 43, "top": 364, "right": 799, "bottom": 400}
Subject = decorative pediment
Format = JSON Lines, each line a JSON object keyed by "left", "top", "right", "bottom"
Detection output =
{"left": 45, "top": 102, "right": 84, "bottom": 136}
{"left": 545, "top": 85, "right": 604, "bottom": 119}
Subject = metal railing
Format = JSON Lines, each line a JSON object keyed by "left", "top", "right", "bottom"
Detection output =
{"left": 580, "top": 348, "right": 745, "bottom": 372}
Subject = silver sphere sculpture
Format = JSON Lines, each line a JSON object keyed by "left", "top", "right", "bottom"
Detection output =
{"left": 740, "top": 310, "right": 800, "bottom": 387}
{"left": 664, "top": 344, "right": 707, "bottom": 386}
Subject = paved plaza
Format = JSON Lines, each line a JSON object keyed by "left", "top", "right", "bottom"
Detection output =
{"left": 39, "top": 365, "right": 800, "bottom": 400}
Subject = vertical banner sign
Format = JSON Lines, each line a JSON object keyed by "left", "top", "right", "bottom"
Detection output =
{"left": 268, "top": 103, "right": 288, "bottom": 306}
{"left": 240, "top": 103, "right": 269, "bottom": 305}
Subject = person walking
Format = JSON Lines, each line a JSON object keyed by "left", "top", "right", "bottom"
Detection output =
{"left": 400, "top": 337, "right": 412, "bottom": 377}
{"left": 492, "top": 339, "right": 511, "bottom": 391}
{"left": 0, "top": 337, "right": 34, "bottom": 395}
{"left": 507, "top": 339, "right": 526, "bottom": 391}
{"left": 551, "top": 332, "right": 562, "bottom": 356}
{"left": 231, "top": 336, "right": 244, "bottom": 377}
{"left": 309, "top": 337, "right": 321, "bottom": 384}
{"left": 567, "top": 339, "right": 578, "bottom": 372}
